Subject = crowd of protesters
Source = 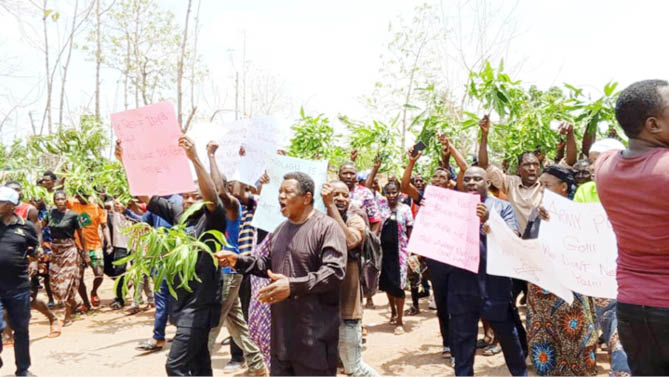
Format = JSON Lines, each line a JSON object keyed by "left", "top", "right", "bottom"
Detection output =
{"left": 0, "top": 79, "right": 668, "bottom": 376}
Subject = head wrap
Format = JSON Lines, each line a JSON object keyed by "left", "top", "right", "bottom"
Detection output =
{"left": 543, "top": 165, "right": 576, "bottom": 195}
{"left": 590, "top": 138, "right": 625, "bottom": 154}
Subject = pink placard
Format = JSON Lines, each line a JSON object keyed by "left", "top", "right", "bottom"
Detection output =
{"left": 407, "top": 185, "right": 481, "bottom": 273}
{"left": 112, "top": 101, "right": 195, "bottom": 196}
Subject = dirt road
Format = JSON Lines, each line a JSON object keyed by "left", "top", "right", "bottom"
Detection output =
{"left": 1, "top": 276, "right": 612, "bottom": 376}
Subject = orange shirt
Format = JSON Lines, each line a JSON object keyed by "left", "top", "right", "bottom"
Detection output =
{"left": 66, "top": 198, "right": 107, "bottom": 250}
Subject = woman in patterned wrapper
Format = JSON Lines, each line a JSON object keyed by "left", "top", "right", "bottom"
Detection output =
{"left": 522, "top": 165, "right": 598, "bottom": 376}
{"left": 39, "top": 190, "right": 88, "bottom": 331}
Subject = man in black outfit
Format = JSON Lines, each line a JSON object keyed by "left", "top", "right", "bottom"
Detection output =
{"left": 116, "top": 136, "right": 226, "bottom": 376}
{"left": 0, "top": 185, "right": 39, "bottom": 377}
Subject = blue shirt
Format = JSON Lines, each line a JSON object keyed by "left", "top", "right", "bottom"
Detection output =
{"left": 125, "top": 195, "right": 182, "bottom": 229}
{"left": 222, "top": 209, "right": 242, "bottom": 274}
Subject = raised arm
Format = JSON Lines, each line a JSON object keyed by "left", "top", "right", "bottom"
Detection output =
{"left": 321, "top": 183, "right": 365, "bottom": 250}
{"left": 478, "top": 115, "right": 490, "bottom": 169}
{"left": 440, "top": 135, "right": 468, "bottom": 191}
{"left": 207, "top": 141, "right": 240, "bottom": 221}
{"left": 364, "top": 155, "right": 382, "bottom": 189}
{"left": 179, "top": 136, "right": 218, "bottom": 213}
{"left": 400, "top": 147, "right": 422, "bottom": 201}
{"left": 560, "top": 122, "right": 578, "bottom": 166}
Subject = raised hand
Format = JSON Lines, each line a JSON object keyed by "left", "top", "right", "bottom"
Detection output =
{"left": 479, "top": 115, "right": 490, "bottom": 135}
{"left": 178, "top": 136, "right": 199, "bottom": 161}
{"left": 114, "top": 140, "right": 123, "bottom": 162}
{"left": 321, "top": 183, "right": 335, "bottom": 207}
{"left": 408, "top": 146, "right": 422, "bottom": 162}
{"left": 207, "top": 141, "right": 219, "bottom": 156}
{"left": 351, "top": 149, "right": 359, "bottom": 162}
{"left": 257, "top": 270, "right": 290, "bottom": 304}
{"left": 558, "top": 122, "right": 574, "bottom": 136}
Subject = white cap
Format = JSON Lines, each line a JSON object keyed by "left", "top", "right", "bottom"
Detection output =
{"left": 590, "top": 138, "right": 625, "bottom": 154}
{"left": 0, "top": 186, "right": 19, "bottom": 205}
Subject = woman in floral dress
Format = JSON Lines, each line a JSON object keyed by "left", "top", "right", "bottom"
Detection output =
{"left": 248, "top": 235, "right": 272, "bottom": 369}
{"left": 522, "top": 165, "right": 597, "bottom": 376}
{"left": 378, "top": 180, "right": 413, "bottom": 335}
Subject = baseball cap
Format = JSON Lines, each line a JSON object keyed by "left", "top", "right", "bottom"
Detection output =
{"left": 0, "top": 186, "right": 19, "bottom": 205}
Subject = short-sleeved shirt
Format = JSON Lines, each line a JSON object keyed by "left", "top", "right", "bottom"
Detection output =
{"left": 350, "top": 184, "right": 381, "bottom": 224}
{"left": 223, "top": 209, "right": 242, "bottom": 274}
{"left": 147, "top": 197, "right": 226, "bottom": 328}
{"left": 44, "top": 209, "right": 80, "bottom": 240}
{"left": 573, "top": 181, "right": 599, "bottom": 203}
{"left": 0, "top": 215, "right": 39, "bottom": 294}
{"left": 66, "top": 199, "right": 107, "bottom": 250}
{"left": 486, "top": 165, "right": 542, "bottom": 234}
{"left": 596, "top": 148, "right": 669, "bottom": 308}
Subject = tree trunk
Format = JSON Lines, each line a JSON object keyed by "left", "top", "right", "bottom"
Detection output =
{"left": 58, "top": 0, "right": 80, "bottom": 129}
{"left": 40, "top": 0, "right": 52, "bottom": 135}
{"left": 95, "top": 0, "right": 101, "bottom": 119}
{"left": 177, "top": 0, "right": 193, "bottom": 129}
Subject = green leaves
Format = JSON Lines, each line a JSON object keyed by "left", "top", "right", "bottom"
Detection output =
{"left": 115, "top": 216, "right": 229, "bottom": 300}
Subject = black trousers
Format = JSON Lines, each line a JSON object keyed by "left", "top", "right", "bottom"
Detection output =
{"left": 617, "top": 302, "right": 669, "bottom": 375}
{"left": 425, "top": 258, "right": 452, "bottom": 348}
{"left": 271, "top": 355, "right": 336, "bottom": 376}
{"left": 450, "top": 295, "right": 527, "bottom": 376}
{"left": 165, "top": 326, "right": 212, "bottom": 376}
{"left": 230, "top": 274, "right": 251, "bottom": 361}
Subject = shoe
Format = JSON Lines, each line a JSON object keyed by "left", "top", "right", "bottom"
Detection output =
{"left": 221, "top": 336, "right": 232, "bottom": 345}
{"left": 16, "top": 370, "right": 36, "bottom": 376}
{"left": 442, "top": 346, "right": 451, "bottom": 358}
{"left": 223, "top": 360, "right": 245, "bottom": 372}
{"left": 428, "top": 295, "right": 437, "bottom": 310}
{"left": 47, "top": 301, "right": 55, "bottom": 309}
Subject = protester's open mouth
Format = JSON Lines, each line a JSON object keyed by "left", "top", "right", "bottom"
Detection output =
{"left": 279, "top": 202, "right": 287, "bottom": 212}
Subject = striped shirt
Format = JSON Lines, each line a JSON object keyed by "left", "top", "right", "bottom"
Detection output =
{"left": 238, "top": 196, "right": 258, "bottom": 255}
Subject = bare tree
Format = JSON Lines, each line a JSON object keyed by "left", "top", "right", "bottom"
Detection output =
{"left": 176, "top": 0, "right": 192, "bottom": 128}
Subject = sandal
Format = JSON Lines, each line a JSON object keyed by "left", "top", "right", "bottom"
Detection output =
{"left": 482, "top": 344, "right": 502, "bottom": 356}
{"left": 405, "top": 306, "right": 420, "bottom": 316}
{"left": 48, "top": 320, "right": 63, "bottom": 338}
{"left": 76, "top": 304, "right": 90, "bottom": 314}
{"left": 393, "top": 325, "right": 406, "bottom": 335}
{"left": 476, "top": 339, "right": 488, "bottom": 349}
{"left": 136, "top": 339, "right": 164, "bottom": 352}
{"left": 127, "top": 306, "right": 142, "bottom": 315}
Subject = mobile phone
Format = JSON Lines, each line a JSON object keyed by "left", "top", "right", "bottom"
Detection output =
{"left": 411, "top": 141, "right": 427, "bottom": 157}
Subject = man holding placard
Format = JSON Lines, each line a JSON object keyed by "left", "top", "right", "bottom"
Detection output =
{"left": 450, "top": 167, "right": 527, "bottom": 377}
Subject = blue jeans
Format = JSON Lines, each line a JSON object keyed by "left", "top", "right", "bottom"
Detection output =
{"left": 0, "top": 290, "right": 31, "bottom": 375}
{"left": 153, "top": 281, "right": 170, "bottom": 341}
{"left": 338, "top": 319, "right": 378, "bottom": 377}
{"left": 595, "top": 299, "right": 630, "bottom": 376}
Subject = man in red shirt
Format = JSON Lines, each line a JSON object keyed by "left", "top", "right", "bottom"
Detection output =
{"left": 595, "top": 79, "right": 669, "bottom": 375}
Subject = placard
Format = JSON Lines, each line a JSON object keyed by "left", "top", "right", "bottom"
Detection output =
{"left": 112, "top": 101, "right": 195, "bottom": 196}
{"left": 406, "top": 186, "right": 481, "bottom": 273}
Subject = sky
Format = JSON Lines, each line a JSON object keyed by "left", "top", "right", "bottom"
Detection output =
{"left": 2, "top": 0, "right": 669, "bottom": 143}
